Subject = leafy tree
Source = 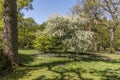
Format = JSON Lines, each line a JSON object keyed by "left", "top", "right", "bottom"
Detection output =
{"left": 0, "top": 0, "right": 33, "bottom": 19}
{"left": 17, "top": 0, "right": 33, "bottom": 11}
{"left": 94, "top": 25, "right": 110, "bottom": 51}
{"left": 1, "top": 0, "right": 33, "bottom": 70}
{"left": 0, "top": 0, "right": 34, "bottom": 49}
{"left": 115, "top": 25, "right": 120, "bottom": 50}
{"left": 18, "top": 17, "right": 37, "bottom": 49}
{"left": 82, "top": 0, "right": 120, "bottom": 52}
{"left": 33, "top": 22, "right": 60, "bottom": 53}
{"left": 71, "top": 0, "right": 113, "bottom": 52}
{"left": 43, "top": 14, "right": 94, "bottom": 52}
{"left": 70, "top": 0, "right": 81, "bottom": 16}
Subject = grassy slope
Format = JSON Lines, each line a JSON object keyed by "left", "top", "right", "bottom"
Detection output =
{"left": 1, "top": 50, "right": 120, "bottom": 80}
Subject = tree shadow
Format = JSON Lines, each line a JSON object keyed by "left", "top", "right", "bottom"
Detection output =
{"left": 1, "top": 51, "right": 120, "bottom": 80}
{"left": 19, "top": 53, "right": 35, "bottom": 65}
{"left": 32, "top": 52, "right": 120, "bottom": 80}
{"left": 0, "top": 53, "right": 36, "bottom": 79}
{"left": 90, "top": 68, "right": 120, "bottom": 80}
{"left": 38, "top": 52, "right": 120, "bottom": 64}
{"left": 33, "top": 64, "right": 93, "bottom": 80}
{"left": 76, "top": 53, "right": 120, "bottom": 64}
{"left": 33, "top": 62, "right": 120, "bottom": 80}
{"left": 34, "top": 70, "right": 93, "bottom": 80}
{"left": 0, "top": 54, "right": 75, "bottom": 80}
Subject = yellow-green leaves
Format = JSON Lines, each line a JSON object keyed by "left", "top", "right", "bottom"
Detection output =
{"left": 17, "top": 0, "right": 33, "bottom": 11}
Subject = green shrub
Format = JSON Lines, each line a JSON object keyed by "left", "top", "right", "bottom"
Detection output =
{"left": 34, "top": 35, "right": 61, "bottom": 53}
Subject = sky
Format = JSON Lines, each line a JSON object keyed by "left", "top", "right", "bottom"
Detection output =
{"left": 22, "top": 0, "right": 77, "bottom": 24}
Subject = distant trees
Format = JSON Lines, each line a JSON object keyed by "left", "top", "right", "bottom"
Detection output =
{"left": 70, "top": 0, "right": 81, "bottom": 16}
{"left": 115, "top": 26, "right": 120, "bottom": 50}
{"left": 82, "top": 0, "right": 120, "bottom": 52}
{"left": 70, "top": 0, "right": 120, "bottom": 52}
{"left": 18, "top": 18, "right": 37, "bottom": 49}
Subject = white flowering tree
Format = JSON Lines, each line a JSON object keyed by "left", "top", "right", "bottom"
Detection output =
{"left": 44, "top": 14, "right": 94, "bottom": 52}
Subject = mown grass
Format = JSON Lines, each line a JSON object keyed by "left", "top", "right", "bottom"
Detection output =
{"left": 1, "top": 50, "right": 120, "bottom": 80}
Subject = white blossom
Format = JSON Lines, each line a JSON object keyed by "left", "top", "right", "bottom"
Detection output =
{"left": 44, "top": 14, "right": 94, "bottom": 52}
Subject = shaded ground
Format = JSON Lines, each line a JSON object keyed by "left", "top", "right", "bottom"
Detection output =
{"left": 0, "top": 50, "right": 120, "bottom": 80}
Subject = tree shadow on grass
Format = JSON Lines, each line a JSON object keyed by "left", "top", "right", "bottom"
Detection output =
{"left": 0, "top": 53, "right": 36, "bottom": 79}
{"left": 34, "top": 67, "right": 93, "bottom": 80}
{"left": 39, "top": 52, "right": 120, "bottom": 64}
{"left": 19, "top": 53, "right": 35, "bottom": 65}
{"left": 33, "top": 62, "right": 120, "bottom": 80}
{"left": 32, "top": 52, "right": 120, "bottom": 80}
{"left": 79, "top": 54, "right": 120, "bottom": 65}
{"left": 1, "top": 52, "right": 120, "bottom": 80}
{"left": 0, "top": 54, "right": 75, "bottom": 80}
{"left": 15, "top": 60, "right": 76, "bottom": 80}
{"left": 90, "top": 68, "right": 120, "bottom": 80}
{"left": 27, "top": 59, "right": 93, "bottom": 80}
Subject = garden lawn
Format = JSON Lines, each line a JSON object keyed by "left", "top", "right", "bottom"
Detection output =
{"left": 1, "top": 50, "right": 120, "bottom": 80}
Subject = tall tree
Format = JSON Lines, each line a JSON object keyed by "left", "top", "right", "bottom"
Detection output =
{"left": 70, "top": 0, "right": 82, "bottom": 16}
{"left": 3, "top": 0, "right": 19, "bottom": 70}
{"left": 18, "top": 17, "right": 37, "bottom": 49}
{"left": 82, "top": 0, "right": 120, "bottom": 52}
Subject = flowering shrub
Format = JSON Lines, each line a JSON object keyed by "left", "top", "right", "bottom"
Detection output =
{"left": 42, "top": 14, "right": 94, "bottom": 52}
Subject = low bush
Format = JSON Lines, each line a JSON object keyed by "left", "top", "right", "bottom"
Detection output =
{"left": 34, "top": 35, "right": 61, "bottom": 53}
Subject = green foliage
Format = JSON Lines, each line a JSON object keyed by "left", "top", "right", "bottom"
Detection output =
{"left": 95, "top": 26, "right": 110, "bottom": 51}
{"left": 33, "top": 22, "right": 62, "bottom": 53}
{"left": 82, "top": 0, "right": 120, "bottom": 52}
{"left": 0, "top": 19, "right": 3, "bottom": 48}
{"left": 115, "top": 26, "right": 120, "bottom": 51}
{"left": 0, "top": 0, "right": 4, "bottom": 19}
{"left": 18, "top": 17, "right": 38, "bottom": 49}
{"left": 17, "top": 0, "right": 33, "bottom": 11}
{"left": 0, "top": 0, "right": 34, "bottom": 49}
{"left": 33, "top": 35, "right": 59, "bottom": 53}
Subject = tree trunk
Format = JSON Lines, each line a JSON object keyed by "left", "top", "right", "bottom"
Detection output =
{"left": 109, "top": 27, "right": 115, "bottom": 53}
{"left": 3, "top": 0, "right": 19, "bottom": 70}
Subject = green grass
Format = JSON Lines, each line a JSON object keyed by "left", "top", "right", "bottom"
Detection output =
{"left": 1, "top": 50, "right": 120, "bottom": 80}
